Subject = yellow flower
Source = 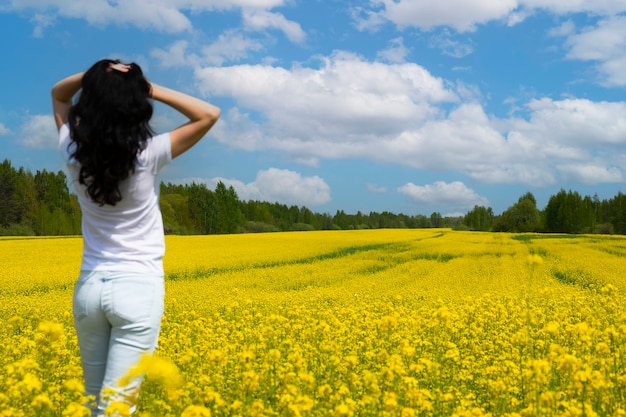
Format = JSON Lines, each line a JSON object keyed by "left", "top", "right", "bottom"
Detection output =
{"left": 118, "top": 354, "right": 181, "bottom": 392}
{"left": 36, "top": 320, "right": 64, "bottom": 343}
{"left": 249, "top": 400, "right": 265, "bottom": 417}
{"left": 401, "top": 408, "right": 417, "bottom": 417}
{"left": 266, "top": 348, "right": 281, "bottom": 363}
{"left": 61, "top": 402, "right": 91, "bottom": 417}
{"left": 20, "top": 373, "right": 42, "bottom": 394}
{"left": 63, "top": 378, "right": 85, "bottom": 394}
{"left": 243, "top": 370, "right": 260, "bottom": 391}
{"left": 181, "top": 405, "right": 212, "bottom": 417}
{"left": 104, "top": 401, "right": 131, "bottom": 417}
{"left": 333, "top": 403, "right": 351, "bottom": 417}
{"left": 230, "top": 400, "right": 243, "bottom": 412}
{"left": 31, "top": 393, "right": 52, "bottom": 409}
{"left": 384, "top": 392, "right": 398, "bottom": 410}
{"left": 542, "top": 321, "right": 559, "bottom": 336}
{"left": 526, "top": 254, "right": 543, "bottom": 266}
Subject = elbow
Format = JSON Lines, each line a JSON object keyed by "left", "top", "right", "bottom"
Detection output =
{"left": 204, "top": 107, "right": 221, "bottom": 128}
{"left": 210, "top": 107, "right": 221, "bottom": 123}
{"left": 51, "top": 85, "right": 70, "bottom": 104}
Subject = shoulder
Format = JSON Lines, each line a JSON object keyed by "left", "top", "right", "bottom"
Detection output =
{"left": 139, "top": 132, "right": 172, "bottom": 171}
{"left": 146, "top": 132, "right": 171, "bottom": 156}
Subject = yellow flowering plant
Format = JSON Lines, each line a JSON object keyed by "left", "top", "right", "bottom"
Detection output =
{"left": 2, "top": 230, "right": 626, "bottom": 415}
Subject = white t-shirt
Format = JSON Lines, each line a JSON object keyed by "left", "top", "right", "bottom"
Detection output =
{"left": 59, "top": 124, "right": 172, "bottom": 275}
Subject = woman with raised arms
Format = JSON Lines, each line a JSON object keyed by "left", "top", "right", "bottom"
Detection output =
{"left": 52, "top": 59, "right": 220, "bottom": 416}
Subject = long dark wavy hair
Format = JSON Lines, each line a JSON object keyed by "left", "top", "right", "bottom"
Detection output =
{"left": 68, "top": 59, "right": 154, "bottom": 206}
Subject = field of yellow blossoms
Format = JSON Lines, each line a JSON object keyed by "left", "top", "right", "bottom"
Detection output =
{"left": 2, "top": 229, "right": 626, "bottom": 416}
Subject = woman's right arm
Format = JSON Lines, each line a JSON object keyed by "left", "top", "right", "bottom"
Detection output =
{"left": 150, "top": 84, "right": 221, "bottom": 159}
{"left": 51, "top": 72, "right": 84, "bottom": 131}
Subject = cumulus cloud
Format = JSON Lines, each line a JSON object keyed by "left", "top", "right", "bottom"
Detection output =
{"left": 152, "top": 32, "right": 264, "bottom": 67}
{"left": 360, "top": 0, "right": 626, "bottom": 32}
{"left": 559, "top": 15, "right": 626, "bottom": 86}
{"left": 397, "top": 181, "right": 489, "bottom": 210}
{"left": 519, "top": 0, "right": 626, "bottom": 15}
{"left": 557, "top": 163, "right": 623, "bottom": 184}
{"left": 521, "top": 98, "right": 626, "bottom": 147}
{"left": 6, "top": 0, "right": 288, "bottom": 33}
{"left": 195, "top": 51, "right": 457, "bottom": 149}
{"left": 202, "top": 31, "right": 265, "bottom": 66}
{"left": 192, "top": 51, "right": 626, "bottom": 188}
{"left": 151, "top": 40, "right": 199, "bottom": 68}
{"left": 185, "top": 168, "right": 331, "bottom": 207}
{"left": 364, "top": 0, "right": 518, "bottom": 32}
{"left": 18, "top": 115, "right": 57, "bottom": 149}
{"left": 242, "top": 9, "right": 306, "bottom": 44}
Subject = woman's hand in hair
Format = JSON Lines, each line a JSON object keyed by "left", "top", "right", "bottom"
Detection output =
{"left": 108, "top": 63, "right": 131, "bottom": 73}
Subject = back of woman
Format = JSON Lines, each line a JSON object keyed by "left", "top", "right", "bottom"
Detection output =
{"left": 52, "top": 59, "right": 220, "bottom": 416}
{"left": 60, "top": 119, "right": 171, "bottom": 274}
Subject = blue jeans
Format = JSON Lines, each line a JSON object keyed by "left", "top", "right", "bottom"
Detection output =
{"left": 73, "top": 271, "right": 164, "bottom": 416}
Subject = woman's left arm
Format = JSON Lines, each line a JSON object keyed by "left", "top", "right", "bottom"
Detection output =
{"left": 51, "top": 72, "right": 83, "bottom": 131}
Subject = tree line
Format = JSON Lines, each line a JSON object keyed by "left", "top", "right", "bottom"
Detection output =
{"left": 464, "top": 190, "right": 626, "bottom": 234}
{"left": 2, "top": 159, "right": 626, "bottom": 236}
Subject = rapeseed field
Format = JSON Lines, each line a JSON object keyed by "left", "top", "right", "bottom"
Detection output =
{"left": 1, "top": 229, "right": 626, "bottom": 416}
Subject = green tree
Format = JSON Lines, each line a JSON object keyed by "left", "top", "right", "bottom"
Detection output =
{"left": 494, "top": 192, "right": 540, "bottom": 232}
{"left": 609, "top": 192, "right": 626, "bottom": 234}
{"left": 464, "top": 205, "right": 495, "bottom": 231}
{"left": 544, "top": 189, "right": 596, "bottom": 233}
{"left": 186, "top": 183, "right": 216, "bottom": 234}
{"left": 430, "top": 212, "right": 443, "bottom": 228}
{"left": 215, "top": 181, "right": 243, "bottom": 234}
{"left": 0, "top": 159, "right": 18, "bottom": 227}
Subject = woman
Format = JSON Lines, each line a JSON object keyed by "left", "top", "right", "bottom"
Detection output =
{"left": 52, "top": 59, "right": 220, "bottom": 415}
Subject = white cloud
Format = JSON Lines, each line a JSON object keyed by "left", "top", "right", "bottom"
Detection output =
{"left": 397, "top": 181, "right": 489, "bottom": 210}
{"left": 6, "top": 0, "right": 288, "bottom": 33}
{"left": 519, "top": 0, "right": 626, "bottom": 15}
{"left": 151, "top": 41, "right": 199, "bottom": 68}
{"left": 242, "top": 9, "right": 306, "bottom": 44}
{"left": 370, "top": 0, "right": 518, "bottom": 32}
{"left": 360, "top": 0, "right": 626, "bottom": 33}
{"left": 522, "top": 98, "right": 626, "bottom": 147}
{"left": 557, "top": 163, "right": 623, "bottom": 184}
{"left": 561, "top": 15, "right": 626, "bottom": 86}
{"left": 18, "top": 115, "right": 57, "bottom": 149}
{"left": 193, "top": 53, "right": 626, "bottom": 187}
{"left": 350, "top": 6, "right": 388, "bottom": 32}
{"left": 17, "top": 0, "right": 192, "bottom": 33}
{"left": 30, "top": 13, "right": 55, "bottom": 37}
{"left": 152, "top": 30, "right": 270, "bottom": 68}
{"left": 428, "top": 30, "right": 474, "bottom": 58}
{"left": 377, "top": 37, "right": 410, "bottom": 63}
{"left": 152, "top": 31, "right": 265, "bottom": 68}
{"left": 195, "top": 51, "right": 457, "bottom": 150}
{"left": 183, "top": 168, "right": 331, "bottom": 207}
{"left": 548, "top": 20, "right": 575, "bottom": 37}
{"left": 353, "top": 0, "right": 626, "bottom": 32}
{"left": 0, "top": 123, "right": 10, "bottom": 135}
{"left": 202, "top": 31, "right": 265, "bottom": 66}
{"left": 367, "top": 183, "right": 387, "bottom": 194}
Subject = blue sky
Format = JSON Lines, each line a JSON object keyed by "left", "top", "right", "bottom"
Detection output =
{"left": 1, "top": 0, "right": 626, "bottom": 217}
